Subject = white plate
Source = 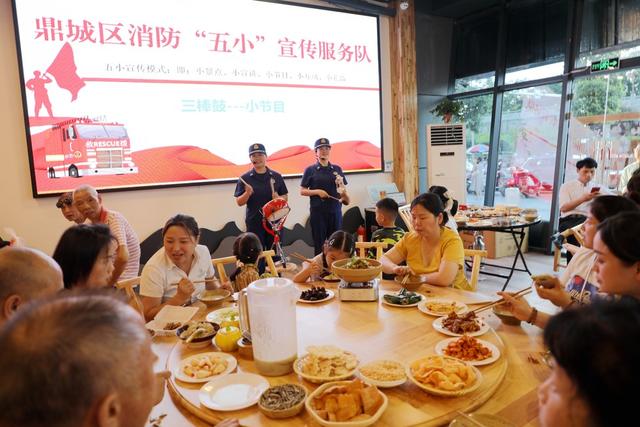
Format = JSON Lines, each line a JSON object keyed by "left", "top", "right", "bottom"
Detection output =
{"left": 298, "top": 289, "right": 335, "bottom": 304}
{"left": 432, "top": 316, "right": 490, "bottom": 337}
{"left": 145, "top": 305, "right": 199, "bottom": 336}
{"left": 357, "top": 360, "right": 407, "bottom": 388}
{"left": 418, "top": 299, "right": 468, "bottom": 316}
{"left": 205, "top": 307, "right": 239, "bottom": 324}
{"left": 381, "top": 292, "right": 424, "bottom": 308}
{"left": 434, "top": 337, "right": 500, "bottom": 366}
{"left": 199, "top": 373, "right": 269, "bottom": 411}
{"left": 174, "top": 352, "right": 237, "bottom": 383}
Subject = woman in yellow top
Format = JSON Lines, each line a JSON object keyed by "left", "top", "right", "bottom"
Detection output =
{"left": 380, "top": 192, "right": 470, "bottom": 290}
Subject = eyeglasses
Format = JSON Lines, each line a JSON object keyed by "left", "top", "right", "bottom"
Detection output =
{"left": 56, "top": 199, "right": 73, "bottom": 208}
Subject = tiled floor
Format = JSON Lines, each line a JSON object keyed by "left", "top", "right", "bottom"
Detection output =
{"left": 472, "top": 250, "right": 560, "bottom": 314}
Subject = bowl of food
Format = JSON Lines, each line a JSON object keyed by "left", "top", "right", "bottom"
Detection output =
{"left": 306, "top": 379, "right": 388, "bottom": 426}
{"left": 332, "top": 258, "right": 382, "bottom": 283}
{"left": 521, "top": 208, "right": 539, "bottom": 222}
{"left": 393, "top": 274, "right": 428, "bottom": 292}
{"left": 176, "top": 321, "right": 220, "bottom": 349}
{"left": 492, "top": 305, "right": 521, "bottom": 326}
{"left": 258, "top": 384, "right": 307, "bottom": 419}
{"left": 358, "top": 360, "right": 406, "bottom": 388}
{"left": 407, "top": 355, "right": 482, "bottom": 397}
{"left": 293, "top": 345, "right": 358, "bottom": 384}
{"left": 197, "top": 289, "right": 231, "bottom": 307}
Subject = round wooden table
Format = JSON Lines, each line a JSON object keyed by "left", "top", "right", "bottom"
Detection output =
{"left": 150, "top": 281, "right": 547, "bottom": 426}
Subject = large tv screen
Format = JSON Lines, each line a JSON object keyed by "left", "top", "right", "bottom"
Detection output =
{"left": 12, "top": 0, "right": 383, "bottom": 196}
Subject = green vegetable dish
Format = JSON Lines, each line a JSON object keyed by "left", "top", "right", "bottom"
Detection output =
{"left": 383, "top": 288, "right": 422, "bottom": 305}
{"left": 343, "top": 257, "right": 371, "bottom": 269}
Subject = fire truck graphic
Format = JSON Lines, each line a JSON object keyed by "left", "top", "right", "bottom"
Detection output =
{"left": 44, "top": 118, "right": 138, "bottom": 178}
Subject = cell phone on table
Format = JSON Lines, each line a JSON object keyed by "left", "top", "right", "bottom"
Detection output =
{"left": 590, "top": 187, "right": 601, "bottom": 193}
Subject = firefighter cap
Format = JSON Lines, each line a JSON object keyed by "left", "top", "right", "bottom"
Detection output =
{"left": 314, "top": 138, "right": 331, "bottom": 149}
{"left": 249, "top": 143, "right": 267, "bottom": 156}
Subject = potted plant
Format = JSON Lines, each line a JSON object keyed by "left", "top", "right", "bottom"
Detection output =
{"left": 431, "top": 98, "right": 464, "bottom": 124}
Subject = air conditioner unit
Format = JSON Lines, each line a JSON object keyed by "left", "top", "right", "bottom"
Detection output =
{"left": 427, "top": 124, "right": 466, "bottom": 204}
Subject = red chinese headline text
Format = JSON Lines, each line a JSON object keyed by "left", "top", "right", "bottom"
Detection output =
{"left": 34, "top": 18, "right": 372, "bottom": 63}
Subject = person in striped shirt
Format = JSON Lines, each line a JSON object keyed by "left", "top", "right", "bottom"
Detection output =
{"left": 73, "top": 185, "right": 140, "bottom": 283}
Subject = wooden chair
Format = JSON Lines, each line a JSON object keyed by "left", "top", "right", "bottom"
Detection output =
{"left": 355, "top": 241, "right": 389, "bottom": 260}
{"left": 211, "top": 249, "right": 278, "bottom": 283}
{"left": 398, "top": 204, "right": 412, "bottom": 232}
{"left": 397, "top": 203, "right": 487, "bottom": 291}
{"left": 552, "top": 223, "right": 585, "bottom": 272}
{"left": 463, "top": 249, "right": 487, "bottom": 291}
{"left": 115, "top": 276, "right": 144, "bottom": 317}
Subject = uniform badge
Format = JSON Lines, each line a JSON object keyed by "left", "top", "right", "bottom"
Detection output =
{"left": 253, "top": 144, "right": 259, "bottom": 149}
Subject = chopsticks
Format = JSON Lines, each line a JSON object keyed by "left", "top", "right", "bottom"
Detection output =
{"left": 400, "top": 273, "right": 410, "bottom": 287}
{"left": 290, "top": 252, "right": 333, "bottom": 275}
{"left": 191, "top": 278, "right": 220, "bottom": 284}
{"left": 170, "top": 278, "right": 219, "bottom": 287}
{"left": 471, "top": 286, "right": 533, "bottom": 315}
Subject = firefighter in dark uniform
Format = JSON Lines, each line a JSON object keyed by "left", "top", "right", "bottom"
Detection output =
{"left": 234, "top": 143, "right": 288, "bottom": 253}
{"left": 300, "top": 138, "right": 350, "bottom": 255}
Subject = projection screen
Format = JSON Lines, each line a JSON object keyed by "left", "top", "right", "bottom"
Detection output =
{"left": 12, "top": 0, "right": 383, "bottom": 196}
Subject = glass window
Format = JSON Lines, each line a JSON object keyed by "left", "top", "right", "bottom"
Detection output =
{"left": 577, "top": 0, "right": 640, "bottom": 67}
{"left": 505, "top": 61, "right": 565, "bottom": 85}
{"left": 566, "top": 69, "right": 640, "bottom": 191}
{"left": 455, "top": 73, "right": 495, "bottom": 94}
{"left": 453, "top": 13, "right": 499, "bottom": 94}
{"left": 459, "top": 94, "right": 493, "bottom": 205}
{"left": 579, "top": 0, "right": 615, "bottom": 54}
{"left": 618, "top": 0, "right": 640, "bottom": 44}
{"left": 495, "top": 84, "right": 563, "bottom": 220}
{"left": 505, "top": 0, "right": 567, "bottom": 84}
{"left": 577, "top": 45, "right": 640, "bottom": 68}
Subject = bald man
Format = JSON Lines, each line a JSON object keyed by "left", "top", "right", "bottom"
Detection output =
{"left": 73, "top": 184, "right": 140, "bottom": 283}
{"left": 0, "top": 246, "right": 63, "bottom": 325}
{"left": 0, "top": 294, "right": 167, "bottom": 427}
{"left": 0, "top": 293, "right": 241, "bottom": 427}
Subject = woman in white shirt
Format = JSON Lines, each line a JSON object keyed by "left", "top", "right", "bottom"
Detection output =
{"left": 140, "top": 214, "right": 231, "bottom": 320}
{"left": 498, "top": 195, "right": 639, "bottom": 328}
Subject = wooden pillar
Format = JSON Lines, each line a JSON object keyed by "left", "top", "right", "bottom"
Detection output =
{"left": 390, "top": 0, "right": 419, "bottom": 201}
